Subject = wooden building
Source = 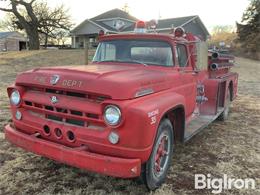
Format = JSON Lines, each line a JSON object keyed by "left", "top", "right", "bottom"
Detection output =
{"left": 0, "top": 31, "right": 28, "bottom": 51}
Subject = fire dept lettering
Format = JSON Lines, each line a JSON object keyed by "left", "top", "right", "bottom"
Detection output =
{"left": 34, "top": 76, "right": 46, "bottom": 84}
{"left": 62, "top": 79, "right": 83, "bottom": 88}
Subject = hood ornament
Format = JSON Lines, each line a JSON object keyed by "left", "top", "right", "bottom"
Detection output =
{"left": 51, "top": 96, "right": 58, "bottom": 104}
{"left": 50, "top": 75, "right": 60, "bottom": 85}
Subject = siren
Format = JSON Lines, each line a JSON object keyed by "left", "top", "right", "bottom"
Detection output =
{"left": 134, "top": 21, "right": 147, "bottom": 33}
{"left": 99, "top": 30, "right": 105, "bottom": 36}
{"left": 174, "top": 27, "right": 185, "bottom": 37}
{"left": 148, "top": 19, "right": 158, "bottom": 30}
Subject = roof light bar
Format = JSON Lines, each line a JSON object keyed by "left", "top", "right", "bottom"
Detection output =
{"left": 134, "top": 21, "right": 147, "bottom": 33}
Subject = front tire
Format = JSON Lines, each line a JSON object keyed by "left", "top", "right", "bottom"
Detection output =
{"left": 141, "top": 118, "right": 174, "bottom": 190}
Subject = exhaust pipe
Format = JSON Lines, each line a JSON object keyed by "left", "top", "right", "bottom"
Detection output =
{"left": 211, "top": 52, "right": 219, "bottom": 59}
{"left": 209, "top": 51, "right": 234, "bottom": 60}
{"left": 210, "top": 62, "right": 234, "bottom": 71}
{"left": 210, "top": 63, "right": 218, "bottom": 70}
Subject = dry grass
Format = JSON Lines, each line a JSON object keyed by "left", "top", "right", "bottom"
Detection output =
{"left": 0, "top": 50, "right": 259, "bottom": 195}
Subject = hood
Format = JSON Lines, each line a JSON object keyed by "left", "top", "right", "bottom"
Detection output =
{"left": 15, "top": 64, "right": 173, "bottom": 100}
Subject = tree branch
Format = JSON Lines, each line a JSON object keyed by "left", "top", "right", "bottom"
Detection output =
{"left": 10, "top": 1, "right": 30, "bottom": 29}
{"left": 12, "top": 0, "right": 36, "bottom": 6}
{"left": 0, "top": 7, "right": 13, "bottom": 12}
{"left": 12, "top": 0, "right": 38, "bottom": 24}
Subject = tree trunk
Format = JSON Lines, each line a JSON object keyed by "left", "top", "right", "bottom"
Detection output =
{"left": 26, "top": 28, "right": 40, "bottom": 50}
{"left": 44, "top": 34, "right": 48, "bottom": 48}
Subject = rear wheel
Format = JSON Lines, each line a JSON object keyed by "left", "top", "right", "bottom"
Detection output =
{"left": 218, "top": 88, "right": 231, "bottom": 121}
{"left": 141, "top": 118, "right": 174, "bottom": 190}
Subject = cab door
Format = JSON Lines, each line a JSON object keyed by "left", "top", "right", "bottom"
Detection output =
{"left": 175, "top": 43, "right": 197, "bottom": 119}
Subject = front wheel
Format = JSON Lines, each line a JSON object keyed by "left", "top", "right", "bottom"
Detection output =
{"left": 141, "top": 118, "right": 174, "bottom": 190}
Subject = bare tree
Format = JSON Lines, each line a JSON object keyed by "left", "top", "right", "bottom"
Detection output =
{"left": 0, "top": 0, "right": 73, "bottom": 50}
{"left": 34, "top": 2, "right": 72, "bottom": 47}
{"left": 55, "top": 30, "right": 69, "bottom": 46}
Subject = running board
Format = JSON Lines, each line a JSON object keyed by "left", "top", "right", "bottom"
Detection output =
{"left": 184, "top": 108, "right": 224, "bottom": 142}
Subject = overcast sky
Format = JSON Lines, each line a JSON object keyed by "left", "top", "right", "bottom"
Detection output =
{"left": 0, "top": 0, "right": 250, "bottom": 32}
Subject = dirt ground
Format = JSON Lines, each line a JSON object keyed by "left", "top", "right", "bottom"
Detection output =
{"left": 0, "top": 50, "right": 259, "bottom": 195}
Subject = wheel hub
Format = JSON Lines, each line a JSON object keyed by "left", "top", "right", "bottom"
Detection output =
{"left": 153, "top": 133, "right": 170, "bottom": 177}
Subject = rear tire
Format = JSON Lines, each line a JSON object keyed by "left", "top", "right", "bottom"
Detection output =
{"left": 218, "top": 88, "right": 231, "bottom": 121}
{"left": 141, "top": 118, "right": 174, "bottom": 190}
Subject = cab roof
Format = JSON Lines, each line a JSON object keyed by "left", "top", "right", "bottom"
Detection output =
{"left": 98, "top": 33, "right": 188, "bottom": 43}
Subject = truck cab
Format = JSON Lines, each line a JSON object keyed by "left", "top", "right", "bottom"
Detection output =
{"left": 5, "top": 23, "right": 238, "bottom": 190}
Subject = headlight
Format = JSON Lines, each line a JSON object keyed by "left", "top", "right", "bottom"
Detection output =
{"left": 104, "top": 105, "right": 121, "bottom": 126}
{"left": 10, "top": 89, "right": 21, "bottom": 106}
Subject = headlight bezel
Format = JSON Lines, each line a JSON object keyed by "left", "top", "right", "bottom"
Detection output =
{"left": 10, "top": 89, "right": 21, "bottom": 106}
{"left": 103, "top": 105, "right": 122, "bottom": 126}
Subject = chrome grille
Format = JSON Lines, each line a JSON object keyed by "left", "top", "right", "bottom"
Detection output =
{"left": 22, "top": 86, "right": 108, "bottom": 130}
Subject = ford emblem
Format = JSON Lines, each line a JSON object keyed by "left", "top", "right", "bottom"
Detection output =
{"left": 51, "top": 96, "right": 58, "bottom": 104}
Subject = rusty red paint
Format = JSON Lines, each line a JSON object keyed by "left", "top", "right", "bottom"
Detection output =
{"left": 5, "top": 31, "right": 238, "bottom": 180}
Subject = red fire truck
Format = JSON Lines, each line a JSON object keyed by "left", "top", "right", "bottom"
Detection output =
{"left": 5, "top": 22, "right": 238, "bottom": 190}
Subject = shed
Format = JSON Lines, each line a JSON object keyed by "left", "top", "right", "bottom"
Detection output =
{"left": 0, "top": 31, "right": 28, "bottom": 51}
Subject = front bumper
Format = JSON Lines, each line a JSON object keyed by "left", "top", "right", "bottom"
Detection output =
{"left": 4, "top": 124, "right": 141, "bottom": 178}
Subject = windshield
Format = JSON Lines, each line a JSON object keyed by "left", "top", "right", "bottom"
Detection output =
{"left": 93, "top": 40, "right": 174, "bottom": 66}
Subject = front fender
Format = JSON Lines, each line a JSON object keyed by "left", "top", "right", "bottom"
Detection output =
{"left": 112, "top": 91, "right": 185, "bottom": 161}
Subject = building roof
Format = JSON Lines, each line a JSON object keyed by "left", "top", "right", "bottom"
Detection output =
{"left": 0, "top": 32, "right": 15, "bottom": 39}
{"left": 0, "top": 31, "right": 27, "bottom": 40}
{"left": 91, "top": 8, "right": 138, "bottom": 22}
{"left": 122, "top": 16, "right": 202, "bottom": 32}
{"left": 121, "top": 15, "right": 210, "bottom": 38}
{"left": 157, "top": 16, "right": 197, "bottom": 29}
{"left": 71, "top": 9, "right": 210, "bottom": 39}
{"left": 71, "top": 9, "right": 138, "bottom": 33}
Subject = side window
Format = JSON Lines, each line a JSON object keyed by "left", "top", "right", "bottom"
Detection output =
{"left": 176, "top": 44, "right": 188, "bottom": 67}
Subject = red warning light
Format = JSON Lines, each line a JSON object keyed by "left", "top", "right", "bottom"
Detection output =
{"left": 134, "top": 21, "right": 147, "bottom": 33}
{"left": 135, "top": 21, "right": 146, "bottom": 29}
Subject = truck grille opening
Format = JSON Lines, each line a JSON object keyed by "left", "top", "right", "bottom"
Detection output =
{"left": 56, "top": 107, "right": 68, "bottom": 113}
{"left": 86, "top": 113, "right": 99, "bottom": 119}
{"left": 24, "top": 86, "right": 111, "bottom": 103}
{"left": 46, "top": 88, "right": 86, "bottom": 98}
{"left": 47, "top": 114, "right": 62, "bottom": 121}
{"left": 34, "top": 103, "right": 42, "bottom": 108}
{"left": 45, "top": 105, "right": 54, "bottom": 111}
{"left": 66, "top": 119, "right": 84, "bottom": 126}
{"left": 46, "top": 88, "right": 64, "bottom": 95}
{"left": 71, "top": 110, "right": 83, "bottom": 116}
{"left": 25, "top": 101, "right": 33, "bottom": 106}
{"left": 66, "top": 91, "right": 86, "bottom": 98}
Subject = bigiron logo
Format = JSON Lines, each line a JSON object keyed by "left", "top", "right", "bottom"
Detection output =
{"left": 194, "top": 174, "right": 256, "bottom": 194}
